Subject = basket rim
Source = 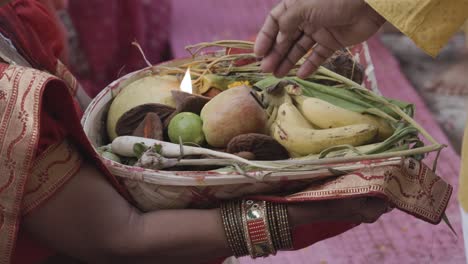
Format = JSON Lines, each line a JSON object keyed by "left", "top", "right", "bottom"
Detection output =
{"left": 103, "top": 157, "right": 403, "bottom": 186}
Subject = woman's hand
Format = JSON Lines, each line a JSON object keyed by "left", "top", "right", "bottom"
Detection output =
{"left": 288, "top": 197, "right": 390, "bottom": 228}
{"left": 255, "top": 0, "right": 386, "bottom": 78}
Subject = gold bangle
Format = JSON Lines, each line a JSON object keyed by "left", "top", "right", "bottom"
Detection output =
{"left": 221, "top": 201, "right": 249, "bottom": 257}
{"left": 235, "top": 201, "right": 250, "bottom": 256}
{"left": 221, "top": 203, "right": 241, "bottom": 257}
{"left": 266, "top": 202, "right": 282, "bottom": 250}
{"left": 278, "top": 203, "right": 293, "bottom": 249}
{"left": 262, "top": 201, "right": 277, "bottom": 256}
{"left": 275, "top": 203, "right": 286, "bottom": 249}
{"left": 228, "top": 201, "right": 248, "bottom": 256}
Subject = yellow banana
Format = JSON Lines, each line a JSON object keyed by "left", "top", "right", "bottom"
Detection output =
{"left": 271, "top": 102, "right": 378, "bottom": 156}
{"left": 293, "top": 96, "right": 394, "bottom": 141}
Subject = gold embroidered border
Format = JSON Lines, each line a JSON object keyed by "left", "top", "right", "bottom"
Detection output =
{"left": 55, "top": 60, "right": 78, "bottom": 96}
{"left": 0, "top": 65, "right": 54, "bottom": 264}
{"left": 279, "top": 159, "right": 452, "bottom": 224}
{"left": 22, "top": 139, "right": 82, "bottom": 215}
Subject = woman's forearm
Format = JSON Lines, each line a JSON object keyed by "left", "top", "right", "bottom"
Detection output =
{"left": 24, "top": 162, "right": 232, "bottom": 263}
{"left": 113, "top": 208, "right": 231, "bottom": 264}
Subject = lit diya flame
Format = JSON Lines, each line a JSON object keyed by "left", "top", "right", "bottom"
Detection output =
{"left": 180, "top": 67, "right": 193, "bottom": 94}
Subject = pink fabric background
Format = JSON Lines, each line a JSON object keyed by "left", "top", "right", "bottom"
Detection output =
{"left": 169, "top": 0, "right": 280, "bottom": 58}
{"left": 68, "top": 0, "right": 171, "bottom": 97}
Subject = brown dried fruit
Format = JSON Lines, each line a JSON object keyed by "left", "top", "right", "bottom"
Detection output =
{"left": 322, "top": 50, "right": 364, "bottom": 85}
{"left": 226, "top": 133, "right": 289, "bottom": 161}
{"left": 234, "top": 151, "right": 256, "bottom": 160}
{"left": 203, "top": 88, "right": 222, "bottom": 98}
{"left": 163, "top": 90, "right": 211, "bottom": 128}
{"left": 132, "top": 112, "right": 164, "bottom": 140}
{"left": 116, "top": 103, "right": 175, "bottom": 136}
{"left": 171, "top": 90, "right": 211, "bottom": 113}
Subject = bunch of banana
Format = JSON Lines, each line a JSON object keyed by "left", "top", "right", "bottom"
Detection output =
{"left": 265, "top": 87, "right": 394, "bottom": 157}
{"left": 293, "top": 96, "right": 394, "bottom": 141}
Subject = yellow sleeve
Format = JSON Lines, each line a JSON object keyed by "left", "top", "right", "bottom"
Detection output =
{"left": 365, "top": 0, "right": 468, "bottom": 56}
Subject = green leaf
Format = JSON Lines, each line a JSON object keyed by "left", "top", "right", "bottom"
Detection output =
{"left": 319, "top": 144, "right": 363, "bottom": 159}
{"left": 410, "top": 140, "right": 426, "bottom": 161}
{"left": 152, "top": 144, "right": 163, "bottom": 154}
{"left": 254, "top": 76, "right": 414, "bottom": 120}
{"left": 133, "top": 143, "right": 149, "bottom": 159}
{"left": 101, "top": 151, "right": 122, "bottom": 163}
{"left": 200, "top": 74, "right": 235, "bottom": 92}
{"left": 364, "top": 126, "right": 419, "bottom": 155}
{"left": 121, "top": 157, "right": 138, "bottom": 166}
{"left": 96, "top": 145, "right": 110, "bottom": 154}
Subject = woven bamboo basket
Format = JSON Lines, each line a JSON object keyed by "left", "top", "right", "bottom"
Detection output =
{"left": 81, "top": 42, "right": 438, "bottom": 211}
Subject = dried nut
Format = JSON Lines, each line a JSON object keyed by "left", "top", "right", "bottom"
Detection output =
{"left": 171, "top": 90, "right": 211, "bottom": 111}
{"left": 266, "top": 80, "right": 293, "bottom": 96}
{"left": 322, "top": 50, "right": 364, "bottom": 85}
{"left": 203, "top": 88, "right": 222, "bottom": 98}
{"left": 132, "top": 112, "right": 164, "bottom": 140}
{"left": 226, "top": 133, "right": 290, "bottom": 161}
{"left": 163, "top": 90, "right": 211, "bottom": 128}
{"left": 234, "top": 151, "right": 256, "bottom": 160}
{"left": 115, "top": 103, "right": 175, "bottom": 136}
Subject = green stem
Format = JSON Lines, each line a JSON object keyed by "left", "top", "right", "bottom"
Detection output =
{"left": 278, "top": 144, "right": 444, "bottom": 167}
{"left": 317, "top": 66, "right": 440, "bottom": 146}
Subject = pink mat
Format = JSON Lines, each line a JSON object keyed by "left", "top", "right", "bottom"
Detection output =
{"left": 238, "top": 37, "right": 466, "bottom": 264}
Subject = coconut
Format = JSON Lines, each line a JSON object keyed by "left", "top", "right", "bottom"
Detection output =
{"left": 107, "top": 75, "right": 180, "bottom": 140}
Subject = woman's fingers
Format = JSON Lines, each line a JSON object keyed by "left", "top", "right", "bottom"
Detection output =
{"left": 274, "top": 33, "right": 315, "bottom": 77}
{"left": 296, "top": 28, "right": 344, "bottom": 78}
{"left": 352, "top": 197, "right": 390, "bottom": 223}
{"left": 254, "top": 2, "right": 288, "bottom": 57}
{"left": 288, "top": 197, "right": 390, "bottom": 227}
{"left": 260, "top": 30, "right": 301, "bottom": 73}
{"left": 297, "top": 44, "right": 335, "bottom": 78}
{"left": 326, "top": 197, "right": 390, "bottom": 224}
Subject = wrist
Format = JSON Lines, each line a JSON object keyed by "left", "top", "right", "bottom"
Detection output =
{"left": 220, "top": 200, "right": 293, "bottom": 259}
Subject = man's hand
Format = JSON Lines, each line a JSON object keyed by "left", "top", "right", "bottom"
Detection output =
{"left": 255, "top": 0, "right": 386, "bottom": 78}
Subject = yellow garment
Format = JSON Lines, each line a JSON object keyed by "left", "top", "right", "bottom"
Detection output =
{"left": 365, "top": 0, "right": 468, "bottom": 57}
{"left": 461, "top": 128, "right": 468, "bottom": 211}
{"left": 365, "top": 0, "right": 468, "bottom": 211}
{"left": 465, "top": 20, "right": 468, "bottom": 48}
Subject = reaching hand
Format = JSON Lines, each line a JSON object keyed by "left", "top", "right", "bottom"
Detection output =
{"left": 255, "top": 0, "right": 386, "bottom": 78}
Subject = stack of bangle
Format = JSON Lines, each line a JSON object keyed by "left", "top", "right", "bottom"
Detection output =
{"left": 220, "top": 199, "right": 293, "bottom": 259}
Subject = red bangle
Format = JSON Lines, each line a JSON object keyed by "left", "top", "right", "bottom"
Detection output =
{"left": 241, "top": 200, "right": 276, "bottom": 258}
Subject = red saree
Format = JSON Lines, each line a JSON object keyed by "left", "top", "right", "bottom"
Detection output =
{"left": 0, "top": 1, "right": 356, "bottom": 263}
{"left": 0, "top": 1, "right": 129, "bottom": 263}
